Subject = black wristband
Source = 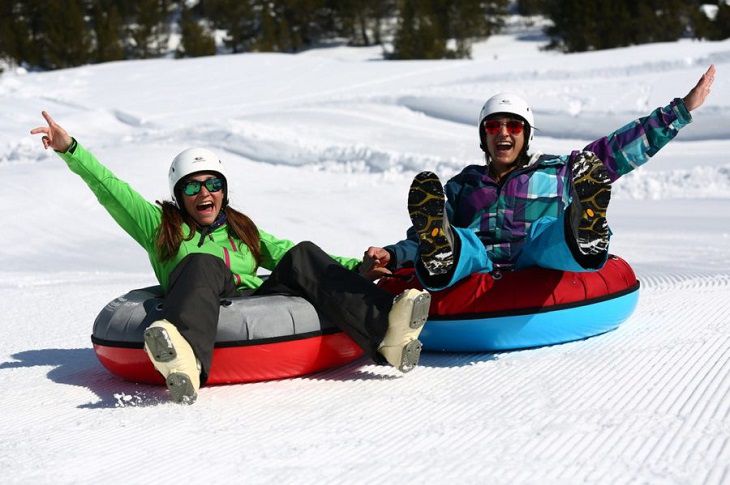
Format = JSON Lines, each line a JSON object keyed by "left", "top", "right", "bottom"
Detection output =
{"left": 63, "top": 138, "right": 78, "bottom": 154}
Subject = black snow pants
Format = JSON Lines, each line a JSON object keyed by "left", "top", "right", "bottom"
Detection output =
{"left": 162, "top": 241, "right": 394, "bottom": 384}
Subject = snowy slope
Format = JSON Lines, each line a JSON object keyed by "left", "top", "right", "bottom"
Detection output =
{"left": 0, "top": 31, "right": 729, "bottom": 484}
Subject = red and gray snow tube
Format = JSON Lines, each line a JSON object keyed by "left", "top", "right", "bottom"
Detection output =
{"left": 91, "top": 288, "right": 364, "bottom": 385}
{"left": 378, "top": 255, "right": 640, "bottom": 351}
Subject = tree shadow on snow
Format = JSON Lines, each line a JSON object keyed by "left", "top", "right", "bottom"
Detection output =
{"left": 0, "top": 348, "right": 167, "bottom": 409}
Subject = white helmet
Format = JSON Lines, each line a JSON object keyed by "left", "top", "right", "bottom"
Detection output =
{"left": 168, "top": 147, "right": 227, "bottom": 205}
{"left": 478, "top": 92, "right": 535, "bottom": 151}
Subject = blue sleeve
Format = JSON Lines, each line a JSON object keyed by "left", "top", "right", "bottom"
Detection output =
{"left": 583, "top": 98, "right": 692, "bottom": 181}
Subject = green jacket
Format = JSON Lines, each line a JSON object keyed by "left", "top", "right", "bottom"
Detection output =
{"left": 59, "top": 142, "right": 360, "bottom": 291}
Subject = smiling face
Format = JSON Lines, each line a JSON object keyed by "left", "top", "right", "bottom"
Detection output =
{"left": 180, "top": 173, "right": 225, "bottom": 226}
{"left": 484, "top": 115, "right": 526, "bottom": 176}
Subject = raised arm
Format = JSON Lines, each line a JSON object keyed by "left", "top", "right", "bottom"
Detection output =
{"left": 30, "top": 111, "right": 162, "bottom": 251}
{"left": 583, "top": 65, "right": 716, "bottom": 181}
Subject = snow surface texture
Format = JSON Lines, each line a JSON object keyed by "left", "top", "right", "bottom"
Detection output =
{"left": 1, "top": 31, "right": 729, "bottom": 484}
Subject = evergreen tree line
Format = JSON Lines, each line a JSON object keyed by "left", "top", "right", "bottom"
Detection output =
{"left": 523, "top": 0, "right": 730, "bottom": 53}
{"left": 1, "top": 0, "right": 728, "bottom": 71}
{"left": 0, "top": 0, "right": 508, "bottom": 70}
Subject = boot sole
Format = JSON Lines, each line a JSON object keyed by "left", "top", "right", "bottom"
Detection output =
{"left": 408, "top": 172, "right": 453, "bottom": 274}
{"left": 143, "top": 326, "right": 177, "bottom": 363}
{"left": 399, "top": 339, "right": 423, "bottom": 373}
{"left": 572, "top": 154, "right": 612, "bottom": 255}
{"left": 409, "top": 292, "right": 431, "bottom": 329}
{"left": 398, "top": 292, "right": 431, "bottom": 372}
{"left": 166, "top": 372, "right": 198, "bottom": 404}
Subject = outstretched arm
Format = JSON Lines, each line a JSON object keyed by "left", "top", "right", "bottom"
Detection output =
{"left": 683, "top": 64, "right": 715, "bottom": 112}
{"left": 583, "top": 65, "right": 716, "bottom": 180}
{"left": 30, "top": 111, "right": 73, "bottom": 152}
{"left": 30, "top": 111, "right": 162, "bottom": 250}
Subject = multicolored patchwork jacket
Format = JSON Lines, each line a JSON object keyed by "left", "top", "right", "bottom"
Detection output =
{"left": 386, "top": 98, "right": 692, "bottom": 270}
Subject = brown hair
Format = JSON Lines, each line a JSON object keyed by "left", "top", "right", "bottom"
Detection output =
{"left": 155, "top": 201, "right": 261, "bottom": 265}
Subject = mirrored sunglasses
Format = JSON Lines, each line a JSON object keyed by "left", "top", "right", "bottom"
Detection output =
{"left": 483, "top": 119, "right": 525, "bottom": 135}
{"left": 182, "top": 177, "right": 224, "bottom": 197}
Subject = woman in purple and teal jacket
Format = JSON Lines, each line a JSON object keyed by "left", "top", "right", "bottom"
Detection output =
{"left": 364, "top": 65, "right": 716, "bottom": 290}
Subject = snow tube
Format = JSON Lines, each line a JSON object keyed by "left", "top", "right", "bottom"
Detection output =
{"left": 91, "top": 288, "right": 364, "bottom": 385}
{"left": 378, "top": 255, "right": 639, "bottom": 352}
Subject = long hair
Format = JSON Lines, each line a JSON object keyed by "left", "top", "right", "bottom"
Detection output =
{"left": 155, "top": 201, "right": 261, "bottom": 265}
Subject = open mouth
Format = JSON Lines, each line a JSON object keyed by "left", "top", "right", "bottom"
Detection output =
{"left": 196, "top": 201, "right": 215, "bottom": 213}
{"left": 495, "top": 141, "right": 513, "bottom": 153}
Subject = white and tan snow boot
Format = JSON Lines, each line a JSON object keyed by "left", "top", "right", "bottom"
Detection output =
{"left": 143, "top": 320, "right": 201, "bottom": 404}
{"left": 378, "top": 289, "right": 431, "bottom": 373}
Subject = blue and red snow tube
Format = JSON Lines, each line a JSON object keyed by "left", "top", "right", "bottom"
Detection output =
{"left": 378, "top": 255, "right": 639, "bottom": 351}
{"left": 92, "top": 256, "right": 638, "bottom": 385}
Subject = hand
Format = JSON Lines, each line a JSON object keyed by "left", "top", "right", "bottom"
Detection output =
{"left": 30, "top": 111, "right": 73, "bottom": 152}
{"left": 359, "top": 247, "right": 393, "bottom": 281}
{"left": 683, "top": 65, "right": 715, "bottom": 112}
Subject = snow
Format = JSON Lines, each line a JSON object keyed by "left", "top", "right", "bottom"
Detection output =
{"left": 1, "top": 29, "right": 729, "bottom": 483}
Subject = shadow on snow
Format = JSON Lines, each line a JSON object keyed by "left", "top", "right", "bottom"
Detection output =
{"left": 0, "top": 348, "right": 497, "bottom": 408}
{"left": 0, "top": 348, "right": 167, "bottom": 409}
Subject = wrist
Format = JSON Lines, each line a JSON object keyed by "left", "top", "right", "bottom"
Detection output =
{"left": 59, "top": 138, "right": 78, "bottom": 154}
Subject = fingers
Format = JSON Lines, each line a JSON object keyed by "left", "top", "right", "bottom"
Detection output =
{"left": 361, "top": 266, "right": 392, "bottom": 281}
{"left": 30, "top": 126, "right": 50, "bottom": 135}
{"left": 30, "top": 124, "right": 52, "bottom": 149}
{"left": 697, "top": 64, "right": 715, "bottom": 91}
{"left": 360, "top": 254, "right": 376, "bottom": 274}
{"left": 365, "top": 246, "right": 389, "bottom": 262}
{"left": 700, "top": 65, "right": 715, "bottom": 92}
{"left": 684, "top": 65, "right": 716, "bottom": 112}
{"left": 42, "top": 110, "right": 56, "bottom": 127}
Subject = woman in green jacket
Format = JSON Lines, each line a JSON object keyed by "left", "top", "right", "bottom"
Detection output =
{"left": 31, "top": 112, "right": 431, "bottom": 404}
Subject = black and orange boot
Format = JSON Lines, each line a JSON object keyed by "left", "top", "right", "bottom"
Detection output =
{"left": 408, "top": 171, "right": 455, "bottom": 275}
{"left": 570, "top": 152, "right": 612, "bottom": 256}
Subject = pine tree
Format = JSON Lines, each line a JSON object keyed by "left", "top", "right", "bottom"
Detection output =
{"left": 517, "top": 0, "right": 547, "bottom": 16}
{"left": 204, "top": 0, "right": 256, "bottom": 53}
{"left": 713, "top": 3, "right": 730, "bottom": 39}
{"left": 43, "top": 0, "right": 90, "bottom": 69}
{"left": 6, "top": 0, "right": 48, "bottom": 68}
{"left": 93, "top": 3, "right": 125, "bottom": 63}
{"left": 129, "top": 0, "right": 170, "bottom": 59}
{"left": 545, "top": 0, "right": 696, "bottom": 52}
{"left": 448, "top": 0, "right": 506, "bottom": 58}
{"left": 177, "top": 6, "right": 216, "bottom": 57}
{"left": 255, "top": 3, "right": 278, "bottom": 51}
{"left": 0, "top": 1, "right": 19, "bottom": 64}
{"left": 392, "top": 0, "right": 505, "bottom": 59}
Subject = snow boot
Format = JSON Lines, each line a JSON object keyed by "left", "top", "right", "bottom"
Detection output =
{"left": 378, "top": 289, "right": 431, "bottom": 373}
{"left": 408, "top": 171, "right": 455, "bottom": 275}
{"left": 571, "top": 152, "right": 612, "bottom": 256}
{"left": 143, "top": 320, "right": 201, "bottom": 404}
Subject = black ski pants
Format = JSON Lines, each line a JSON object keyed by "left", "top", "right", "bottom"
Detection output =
{"left": 163, "top": 241, "right": 393, "bottom": 384}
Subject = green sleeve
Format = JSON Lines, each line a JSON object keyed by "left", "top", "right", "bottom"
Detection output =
{"left": 58, "top": 142, "right": 161, "bottom": 251}
{"left": 258, "top": 229, "right": 361, "bottom": 271}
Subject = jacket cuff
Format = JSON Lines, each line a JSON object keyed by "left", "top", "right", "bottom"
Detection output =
{"left": 55, "top": 137, "right": 77, "bottom": 155}
{"left": 672, "top": 98, "right": 692, "bottom": 127}
{"left": 383, "top": 246, "right": 397, "bottom": 271}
